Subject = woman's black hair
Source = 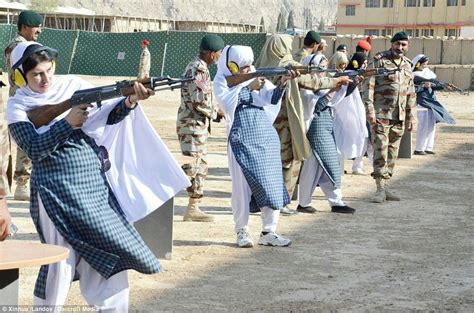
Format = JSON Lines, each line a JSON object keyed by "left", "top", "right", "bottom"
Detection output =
{"left": 22, "top": 50, "right": 55, "bottom": 74}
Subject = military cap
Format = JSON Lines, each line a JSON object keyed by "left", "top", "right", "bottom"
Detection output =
{"left": 304, "top": 31, "right": 321, "bottom": 46}
{"left": 200, "top": 34, "right": 225, "bottom": 52}
{"left": 18, "top": 10, "right": 43, "bottom": 28}
{"left": 391, "top": 31, "right": 409, "bottom": 42}
{"left": 142, "top": 39, "right": 150, "bottom": 45}
{"left": 336, "top": 44, "right": 348, "bottom": 52}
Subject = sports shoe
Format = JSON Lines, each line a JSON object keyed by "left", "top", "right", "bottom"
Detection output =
{"left": 236, "top": 228, "right": 254, "bottom": 248}
{"left": 296, "top": 204, "right": 317, "bottom": 214}
{"left": 414, "top": 150, "right": 426, "bottom": 155}
{"left": 280, "top": 206, "right": 298, "bottom": 216}
{"left": 258, "top": 232, "right": 292, "bottom": 247}
{"left": 331, "top": 205, "right": 356, "bottom": 214}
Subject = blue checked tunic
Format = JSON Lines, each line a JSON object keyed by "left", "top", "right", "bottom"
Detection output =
{"left": 229, "top": 85, "right": 290, "bottom": 213}
{"left": 9, "top": 100, "right": 162, "bottom": 299}
{"left": 306, "top": 96, "right": 341, "bottom": 187}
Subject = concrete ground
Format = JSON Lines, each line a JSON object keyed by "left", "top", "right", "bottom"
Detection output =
{"left": 4, "top": 76, "right": 474, "bottom": 312}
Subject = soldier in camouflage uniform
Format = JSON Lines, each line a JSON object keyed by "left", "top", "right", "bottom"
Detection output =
{"left": 4, "top": 11, "right": 42, "bottom": 201}
{"left": 177, "top": 34, "right": 225, "bottom": 222}
{"left": 363, "top": 32, "right": 416, "bottom": 203}
{"left": 0, "top": 81, "right": 12, "bottom": 240}
{"left": 256, "top": 34, "right": 351, "bottom": 215}
{"left": 137, "top": 39, "right": 151, "bottom": 79}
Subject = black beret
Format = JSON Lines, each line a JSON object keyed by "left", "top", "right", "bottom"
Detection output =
{"left": 200, "top": 34, "right": 225, "bottom": 52}
{"left": 336, "top": 44, "right": 348, "bottom": 51}
{"left": 391, "top": 31, "right": 409, "bottom": 42}
{"left": 304, "top": 31, "right": 321, "bottom": 46}
{"left": 18, "top": 10, "right": 43, "bottom": 28}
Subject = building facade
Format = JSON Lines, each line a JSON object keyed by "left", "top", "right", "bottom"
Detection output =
{"left": 336, "top": 0, "right": 474, "bottom": 37}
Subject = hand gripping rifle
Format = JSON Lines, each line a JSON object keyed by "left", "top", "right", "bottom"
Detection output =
{"left": 27, "top": 76, "right": 193, "bottom": 128}
{"left": 225, "top": 65, "right": 329, "bottom": 87}
{"left": 413, "top": 77, "right": 469, "bottom": 95}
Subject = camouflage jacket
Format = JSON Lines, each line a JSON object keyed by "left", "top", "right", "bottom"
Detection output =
{"left": 177, "top": 57, "right": 214, "bottom": 136}
{"left": 363, "top": 51, "right": 416, "bottom": 122}
{"left": 137, "top": 47, "right": 151, "bottom": 79}
{"left": 4, "top": 34, "right": 27, "bottom": 97}
{"left": 293, "top": 47, "right": 314, "bottom": 64}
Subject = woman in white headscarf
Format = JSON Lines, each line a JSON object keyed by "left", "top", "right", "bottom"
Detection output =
{"left": 6, "top": 42, "right": 189, "bottom": 310}
{"left": 214, "top": 45, "right": 297, "bottom": 248}
{"left": 412, "top": 54, "right": 455, "bottom": 155}
{"left": 296, "top": 53, "right": 356, "bottom": 215}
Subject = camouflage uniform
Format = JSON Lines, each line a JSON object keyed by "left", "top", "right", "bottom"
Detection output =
{"left": 364, "top": 51, "right": 416, "bottom": 180}
{"left": 0, "top": 88, "right": 9, "bottom": 197}
{"left": 4, "top": 34, "right": 32, "bottom": 191}
{"left": 137, "top": 47, "right": 151, "bottom": 79}
{"left": 177, "top": 56, "right": 214, "bottom": 199}
{"left": 276, "top": 49, "right": 331, "bottom": 198}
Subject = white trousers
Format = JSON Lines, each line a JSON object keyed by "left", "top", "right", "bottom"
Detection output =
{"left": 228, "top": 146, "right": 280, "bottom": 233}
{"left": 352, "top": 138, "right": 374, "bottom": 172}
{"left": 299, "top": 152, "right": 345, "bottom": 208}
{"left": 416, "top": 109, "right": 436, "bottom": 152}
{"left": 33, "top": 196, "right": 129, "bottom": 313}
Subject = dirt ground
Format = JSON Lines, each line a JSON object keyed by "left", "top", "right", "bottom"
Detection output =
{"left": 4, "top": 75, "right": 474, "bottom": 312}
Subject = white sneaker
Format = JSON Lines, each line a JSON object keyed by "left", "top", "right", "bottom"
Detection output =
{"left": 236, "top": 228, "right": 254, "bottom": 248}
{"left": 258, "top": 232, "right": 292, "bottom": 247}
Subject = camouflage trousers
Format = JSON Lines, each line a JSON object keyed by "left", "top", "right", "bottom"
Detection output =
{"left": 0, "top": 93, "right": 8, "bottom": 197}
{"left": 283, "top": 160, "right": 301, "bottom": 199}
{"left": 370, "top": 119, "right": 405, "bottom": 179}
{"left": 178, "top": 133, "right": 208, "bottom": 199}
{"left": 14, "top": 147, "right": 31, "bottom": 184}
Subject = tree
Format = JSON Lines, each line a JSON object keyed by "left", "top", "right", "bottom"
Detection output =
{"left": 30, "top": 0, "right": 58, "bottom": 13}
{"left": 287, "top": 10, "right": 295, "bottom": 30}
{"left": 305, "top": 9, "right": 313, "bottom": 30}
{"left": 319, "top": 18, "right": 326, "bottom": 32}
{"left": 260, "top": 16, "right": 265, "bottom": 33}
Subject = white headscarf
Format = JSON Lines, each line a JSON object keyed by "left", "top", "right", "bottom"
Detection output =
{"left": 411, "top": 54, "right": 437, "bottom": 79}
{"left": 214, "top": 45, "right": 281, "bottom": 133}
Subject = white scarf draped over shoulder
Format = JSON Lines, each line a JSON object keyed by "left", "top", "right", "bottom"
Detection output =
{"left": 213, "top": 45, "right": 282, "bottom": 135}
{"left": 7, "top": 75, "right": 190, "bottom": 222}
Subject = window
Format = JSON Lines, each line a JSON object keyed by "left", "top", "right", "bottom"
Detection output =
{"left": 461, "top": 0, "right": 466, "bottom": 5}
{"left": 445, "top": 28, "right": 457, "bottom": 36}
{"left": 423, "top": 0, "right": 435, "bottom": 6}
{"left": 366, "top": 0, "right": 381, "bottom": 7}
{"left": 405, "top": 0, "right": 420, "bottom": 7}
{"left": 383, "top": 0, "right": 394, "bottom": 7}
{"left": 346, "top": 5, "right": 356, "bottom": 16}
{"left": 421, "top": 29, "right": 434, "bottom": 36}
{"left": 381, "top": 28, "right": 393, "bottom": 36}
{"left": 364, "top": 29, "right": 380, "bottom": 36}
{"left": 404, "top": 29, "right": 414, "bottom": 37}
{"left": 447, "top": 0, "right": 458, "bottom": 6}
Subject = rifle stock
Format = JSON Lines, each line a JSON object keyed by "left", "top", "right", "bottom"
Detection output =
{"left": 27, "top": 76, "right": 192, "bottom": 128}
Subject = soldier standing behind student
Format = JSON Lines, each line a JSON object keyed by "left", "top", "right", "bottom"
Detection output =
{"left": 4, "top": 10, "right": 42, "bottom": 201}
{"left": 137, "top": 39, "right": 151, "bottom": 79}
{"left": 363, "top": 31, "right": 416, "bottom": 203}
{"left": 177, "top": 34, "right": 225, "bottom": 222}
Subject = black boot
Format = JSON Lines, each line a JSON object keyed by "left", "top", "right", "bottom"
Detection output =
{"left": 331, "top": 205, "right": 356, "bottom": 214}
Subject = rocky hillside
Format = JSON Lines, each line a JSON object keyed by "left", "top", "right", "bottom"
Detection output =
{"left": 23, "top": 0, "right": 339, "bottom": 31}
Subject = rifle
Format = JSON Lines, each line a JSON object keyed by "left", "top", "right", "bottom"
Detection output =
{"left": 332, "top": 67, "right": 400, "bottom": 78}
{"left": 27, "top": 76, "right": 193, "bottom": 128}
{"left": 225, "top": 65, "right": 329, "bottom": 87}
{"left": 413, "top": 77, "right": 469, "bottom": 95}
